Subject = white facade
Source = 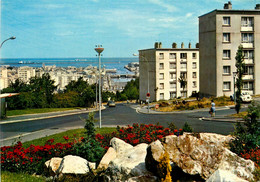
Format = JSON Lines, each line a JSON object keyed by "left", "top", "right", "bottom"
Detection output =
{"left": 18, "top": 66, "right": 35, "bottom": 82}
{"left": 199, "top": 3, "right": 260, "bottom": 97}
{"left": 0, "top": 67, "right": 8, "bottom": 90}
{"left": 139, "top": 42, "right": 199, "bottom": 101}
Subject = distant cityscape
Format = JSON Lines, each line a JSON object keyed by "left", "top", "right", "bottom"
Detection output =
{"left": 0, "top": 61, "right": 139, "bottom": 93}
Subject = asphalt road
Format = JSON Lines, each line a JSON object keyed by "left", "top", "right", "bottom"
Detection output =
{"left": 0, "top": 103, "right": 248, "bottom": 146}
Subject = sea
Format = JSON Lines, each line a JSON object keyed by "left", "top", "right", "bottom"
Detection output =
{"left": 0, "top": 57, "right": 138, "bottom": 75}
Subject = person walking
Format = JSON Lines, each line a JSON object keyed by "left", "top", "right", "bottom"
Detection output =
{"left": 210, "top": 100, "right": 216, "bottom": 117}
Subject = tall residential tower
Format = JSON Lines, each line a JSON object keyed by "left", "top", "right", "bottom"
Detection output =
{"left": 199, "top": 2, "right": 260, "bottom": 97}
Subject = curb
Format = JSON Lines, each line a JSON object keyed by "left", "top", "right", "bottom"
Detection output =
{"left": 201, "top": 117, "right": 244, "bottom": 123}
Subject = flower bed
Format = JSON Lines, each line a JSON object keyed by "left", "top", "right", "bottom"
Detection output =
{"left": 95, "top": 123, "right": 183, "bottom": 150}
{"left": 240, "top": 148, "right": 260, "bottom": 167}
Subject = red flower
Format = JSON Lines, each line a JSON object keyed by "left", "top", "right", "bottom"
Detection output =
{"left": 63, "top": 136, "right": 69, "bottom": 141}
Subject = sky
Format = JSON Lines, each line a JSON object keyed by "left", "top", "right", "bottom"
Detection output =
{"left": 1, "top": 0, "right": 260, "bottom": 58}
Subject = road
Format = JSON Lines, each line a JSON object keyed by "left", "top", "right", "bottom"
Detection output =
{"left": 0, "top": 103, "right": 247, "bottom": 146}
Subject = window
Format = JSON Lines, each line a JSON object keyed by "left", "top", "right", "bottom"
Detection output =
{"left": 192, "top": 72, "right": 197, "bottom": 78}
{"left": 159, "top": 73, "right": 164, "bottom": 80}
{"left": 180, "top": 72, "right": 187, "bottom": 79}
{"left": 223, "top": 66, "right": 231, "bottom": 74}
{"left": 180, "top": 53, "right": 187, "bottom": 59}
{"left": 244, "top": 66, "right": 254, "bottom": 75}
{"left": 223, "top": 50, "right": 231, "bottom": 59}
{"left": 180, "top": 62, "right": 187, "bottom": 69}
{"left": 242, "top": 33, "right": 254, "bottom": 43}
{"left": 192, "top": 62, "right": 197, "bottom": 69}
{"left": 223, "top": 33, "right": 230, "bottom": 42}
{"left": 243, "top": 50, "right": 254, "bottom": 59}
{"left": 223, "top": 17, "right": 230, "bottom": 26}
{"left": 192, "top": 81, "right": 197, "bottom": 88}
{"left": 181, "top": 91, "right": 187, "bottom": 98}
{"left": 160, "top": 93, "right": 164, "bottom": 100}
{"left": 170, "top": 62, "right": 176, "bottom": 69}
{"left": 170, "top": 92, "right": 176, "bottom": 99}
{"left": 243, "top": 82, "right": 254, "bottom": 90}
{"left": 192, "top": 53, "right": 197, "bottom": 59}
{"left": 159, "top": 63, "right": 164, "bottom": 69}
{"left": 223, "top": 82, "right": 231, "bottom": 90}
{"left": 159, "top": 83, "right": 164, "bottom": 90}
{"left": 170, "top": 82, "right": 176, "bottom": 89}
{"left": 170, "top": 72, "right": 176, "bottom": 79}
{"left": 241, "top": 17, "right": 253, "bottom": 27}
{"left": 159, "top": 53, "right": 164, "bottom": 59}
{"left": 169, "top": 53, "right": 176, "bottom": 59}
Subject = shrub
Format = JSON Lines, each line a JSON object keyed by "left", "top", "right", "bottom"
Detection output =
{"left": 95, "top": 123, "right": 183, "bottom": 149}
{"left": 72, "top": 112, "right": 105, "bottom": 163}
{"left": 229, "top": 102, "right": 260, "bottom": 165}
{"left": 182, "top": 122, "right": 193, "bottom": 132}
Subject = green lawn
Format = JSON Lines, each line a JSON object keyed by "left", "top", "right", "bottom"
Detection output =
{"left": 22, "top": 127, "right": 117, "bottom": 148}
{"left": 1, "top": 171, "right": 46, "bottom": 182}
{"left": 6, "top": 108, "right": 83, "bottom": 117}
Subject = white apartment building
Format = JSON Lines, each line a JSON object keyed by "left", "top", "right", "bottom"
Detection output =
{"left": 139, "top": 42, "right": 199, "bottom": 101}
{"left": 199, "top": 2, "right": 260, "bottom": 97}
{"left": 0, "top": 67, "right": 8, "bottom": 90}
{"left": 18, "top": 66, "right": 35, "bottom": 82}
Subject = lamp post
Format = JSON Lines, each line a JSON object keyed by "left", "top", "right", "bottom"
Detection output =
{"left": 95, "top": 45, "right": 104, "bottom": 128}
{"left": 0, "top": 36, "right": 16, "bottom": 48}
{"left": 133, "top": 53, "right": 150, "bottom": 113}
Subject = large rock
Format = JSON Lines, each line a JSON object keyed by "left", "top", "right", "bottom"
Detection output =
{"left": 104, "top": 137, "right": 155, "bottom": 181}
{"left": 206, "top": 169, "right": 248, "bottom": 182}
{"left": 98, "top": 147, "right": 117, "bottom": 169}
{"left": 146, "top": 133, "right": 255, "bottom": 181}
{"left": 44, "top": 157, "right": 63, "bottom": 176}
{"left": 57, "top": 155, "right": 96, "bottom": 175}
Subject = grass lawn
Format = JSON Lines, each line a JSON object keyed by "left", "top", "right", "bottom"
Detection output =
{"left": 22, "top": 127, "right": 117, "bottom": 148}
{"left": 1, "top": 171, "right": 46, "bottom": 182}
{"left": 6, "top": 107, "right": 84, "bottom": 117}
{"left": 229, "top": 111, "right": 248, "bottom": 118}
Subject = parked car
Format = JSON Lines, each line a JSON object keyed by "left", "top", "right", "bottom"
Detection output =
{"left": 107, "top": 100, "right": 116, "bottom": 107}
{"left": 230, "top": 92, "right": 252, "bottom": 103}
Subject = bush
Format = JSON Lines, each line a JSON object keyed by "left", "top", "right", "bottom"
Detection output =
{"left": 72, "top": 113, "right": 105, "bottom": 163}
{"left": 95, "top": 123, "right": 183, "bottom": 149}
{"left": 182, "top": 122, "right": 193, "bottom": 132}
{"left": 229, "top": 102, "right": 260, "bottom": 165}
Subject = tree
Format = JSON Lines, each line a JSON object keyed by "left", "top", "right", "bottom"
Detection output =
{"left": 235, "top": 45, "right": 245, "bottom": 114}
{"left": 29, "top": 73, "right": 57, "bottom": 108}
{"left": 121, "top": 78, "right": 139, "bottom": 100}
{"left": 178, "top": 75, "right": 187, "bottom": 95}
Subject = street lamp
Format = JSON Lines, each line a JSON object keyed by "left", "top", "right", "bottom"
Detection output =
{"left": 95, "top": 45, "right": 104, "bottom": 128}
{"left": 133, "top": 53, "right": 150, "bottom": 113}
{"left": 0, "top": 36, "right": 16, "bottom": 48}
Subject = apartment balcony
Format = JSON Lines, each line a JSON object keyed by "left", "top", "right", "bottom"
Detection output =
{"left": 241, "top": 42, "right": 254, "bottom": 48}
{"left": 242, "top": 75, "right": 254, "bottom": 80}
{"left": 244, "top": 59, "right": 254, "bottom": 64}
{"left": 241, "top": 26, "right": 254, "bottom": 32}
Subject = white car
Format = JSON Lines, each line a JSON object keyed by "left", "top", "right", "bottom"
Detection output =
{"left": 231, "top": 92, "right": 252, "bottom": 103}
{"left": 241, "top": 92, "right": 252, "bottom": 102}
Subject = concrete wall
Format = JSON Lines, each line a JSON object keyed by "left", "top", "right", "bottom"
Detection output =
{"left": 199, "top": 11, "right": 217, "bottom": 97}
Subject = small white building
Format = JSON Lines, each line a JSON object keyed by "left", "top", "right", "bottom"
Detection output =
{"left": 139, "top": 42, "right": 199, "bottom": 101}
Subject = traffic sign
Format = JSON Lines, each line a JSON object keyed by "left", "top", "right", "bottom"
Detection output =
{"left": 146, "top": 92, "right": 150, "bottom": 98}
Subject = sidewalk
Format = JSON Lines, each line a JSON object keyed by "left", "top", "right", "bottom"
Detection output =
{"left": 137, "top": 105, "right": 244, "bottom": 123}
{"left": 0, "top": 107, "right": 104, "bottom": 125}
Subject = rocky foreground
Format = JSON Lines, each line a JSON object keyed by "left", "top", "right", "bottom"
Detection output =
{"left": 44, "top": 133, "right": 256, "bottom": 182}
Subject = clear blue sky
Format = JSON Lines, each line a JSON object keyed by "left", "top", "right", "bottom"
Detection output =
{"left": 1, "top": 0, "right": 259, "bottom": 58}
